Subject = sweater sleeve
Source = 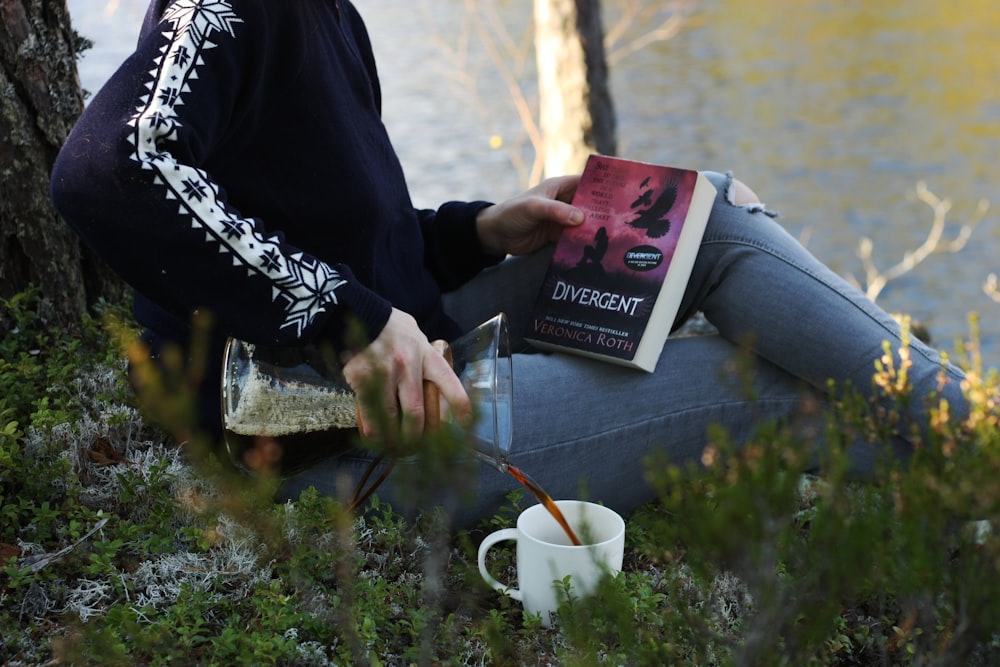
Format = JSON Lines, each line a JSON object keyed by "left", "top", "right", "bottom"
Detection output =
{"left": 418, "top": 202, "right": 506, "bottom": 291}
{"left": 50, "top": 0, "right": 391, "bottom": 348}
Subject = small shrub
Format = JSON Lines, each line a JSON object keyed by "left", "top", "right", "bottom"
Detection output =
{"left": 4, "top": 286, "right": 1000, "bottom": 666}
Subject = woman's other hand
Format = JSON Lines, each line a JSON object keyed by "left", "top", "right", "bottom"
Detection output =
{"left": 475, "top": 174, "right": 583, "bottom": 256}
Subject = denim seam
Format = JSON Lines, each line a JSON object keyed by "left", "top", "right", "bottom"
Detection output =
{"left": 528, "top": 395, "right": 809, "bottom": 451}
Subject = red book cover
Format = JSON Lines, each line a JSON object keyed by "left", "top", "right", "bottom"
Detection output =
{"left": 526, "top": 154, "right": 716, "bottom": 371}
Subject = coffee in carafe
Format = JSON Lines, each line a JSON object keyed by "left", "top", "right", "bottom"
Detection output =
{"left": 221, "top": 338, "right": 359, "bottom": 477}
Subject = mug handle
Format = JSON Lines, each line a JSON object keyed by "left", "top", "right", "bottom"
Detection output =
{"left": 477, "top": 528, "right": 521, "bottom": 602}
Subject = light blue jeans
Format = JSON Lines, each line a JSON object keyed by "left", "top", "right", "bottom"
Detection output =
{"left": 279, "top": 171, "right": 969, "bottom": 528}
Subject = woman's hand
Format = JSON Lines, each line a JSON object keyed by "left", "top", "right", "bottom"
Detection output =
{"left": 343, "top": 309, "right": 471, "bottom": 443}
{"left": 475, "top": 174, "right": 584, "bottom": 256}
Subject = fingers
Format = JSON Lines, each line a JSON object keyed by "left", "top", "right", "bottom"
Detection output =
{"left": 475, "top": 174, "right": 585, "bottom": 256}
{"left": 344, "top": 310, "right": 470, "bottom": 445}
{"left": 531, "top": 175, "right": 584, "bottom": 227}
{"left": 357, "top": 346, "right": 468, "bottom": 442}
{"left": 343, "top": 309, "right": 422, "bottom": 440}
{"left": 542, "top": 173, "right": 581, "bottom": 204}
{"left": 350, "top": 349, "right": 424, "bottom": 442}
{"left": 393, "top": 349, "right": 426, "bottom": 440}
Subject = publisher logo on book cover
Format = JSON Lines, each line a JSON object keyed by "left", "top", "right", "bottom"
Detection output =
{"left": 623, "top": 245, "right": 663, "bottom": 272}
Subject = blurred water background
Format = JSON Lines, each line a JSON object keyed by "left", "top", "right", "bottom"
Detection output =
{"left": 67, "top": 0, "right": 1000, "bottom": 369}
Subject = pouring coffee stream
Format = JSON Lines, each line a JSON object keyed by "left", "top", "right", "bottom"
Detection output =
{"left": 221, "top": 313, "right": 582, "bottom": 544}
{"left": 506, "top": 464, "right": 582, "bottom": 546}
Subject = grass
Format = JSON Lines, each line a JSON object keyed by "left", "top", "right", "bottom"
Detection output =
{"left": 3, "top": 287, "right": 1000, "bottom": 666}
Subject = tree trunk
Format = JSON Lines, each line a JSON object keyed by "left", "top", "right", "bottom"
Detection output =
{"left": 534, "top": 0, "right": 617, "bottom": 178}
{"left": 0, "top": 0, "right": 125, "bottom": 333}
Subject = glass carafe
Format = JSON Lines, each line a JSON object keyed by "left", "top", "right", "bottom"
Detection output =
{"left": 220, "top": 313, "right": 513, "bottom": 477}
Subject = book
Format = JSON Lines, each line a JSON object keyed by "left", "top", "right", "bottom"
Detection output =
{"left": 525, "top": 154, "right": 716, "bottom": 372}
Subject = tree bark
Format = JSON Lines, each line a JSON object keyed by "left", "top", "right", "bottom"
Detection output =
{"left": 0, "top": 0, "right": 125, "bottom": 332}
{"left": 534, "top": 0, "right": 617, "bottom": 178}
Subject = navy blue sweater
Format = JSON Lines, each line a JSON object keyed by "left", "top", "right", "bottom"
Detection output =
{"left": 51, "top": 0, "right": 501, "bottom": 353}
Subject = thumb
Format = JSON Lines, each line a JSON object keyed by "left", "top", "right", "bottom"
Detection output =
{"left": 541, "top": 175, "right": 583, "bottom": 226}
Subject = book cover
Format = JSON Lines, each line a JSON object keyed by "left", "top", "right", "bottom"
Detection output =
{"left": 525, "top": 154, "right": 717, "bottom": 371}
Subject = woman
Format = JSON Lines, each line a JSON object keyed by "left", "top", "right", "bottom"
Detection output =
{"left": 51, "top": 0, "right": 967, "bottom": 528}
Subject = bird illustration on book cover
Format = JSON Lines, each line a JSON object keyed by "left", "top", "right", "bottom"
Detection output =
{"left": 551, "top": 160, "right": 696, "bottom": 281}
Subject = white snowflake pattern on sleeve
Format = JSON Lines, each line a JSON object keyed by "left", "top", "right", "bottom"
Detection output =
{"left": 127, "top": 0, "right": 347, "bottom": 337}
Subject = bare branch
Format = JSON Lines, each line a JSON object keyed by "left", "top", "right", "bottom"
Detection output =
{"left": 849, "top": 182, "right": 989, "bottom": 303}
{"left": 466, "top": 0, "right": 544, "bottom": 184}
{"left": 605, "top": 0, "right": 700, "bottom": 65}
{"left": 421, "top": 2, "right": 478, "bottom": 92}
{"left": 608, "top": 14, "right": 689, "bottom": 64}
{"left": 603, "top": 1, "right": 643, "bottom": 47}
{"left": 418, "top": 0, "right": 541, "bottom": 185}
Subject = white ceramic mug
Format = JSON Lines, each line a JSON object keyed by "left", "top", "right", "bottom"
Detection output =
{"left": 477, "top": 500, "right": 626, "bottom": 627}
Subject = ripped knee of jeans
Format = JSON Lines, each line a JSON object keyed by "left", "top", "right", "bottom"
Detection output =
{"left": 703, "top": 170, "right": 778, "bottom": 218}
